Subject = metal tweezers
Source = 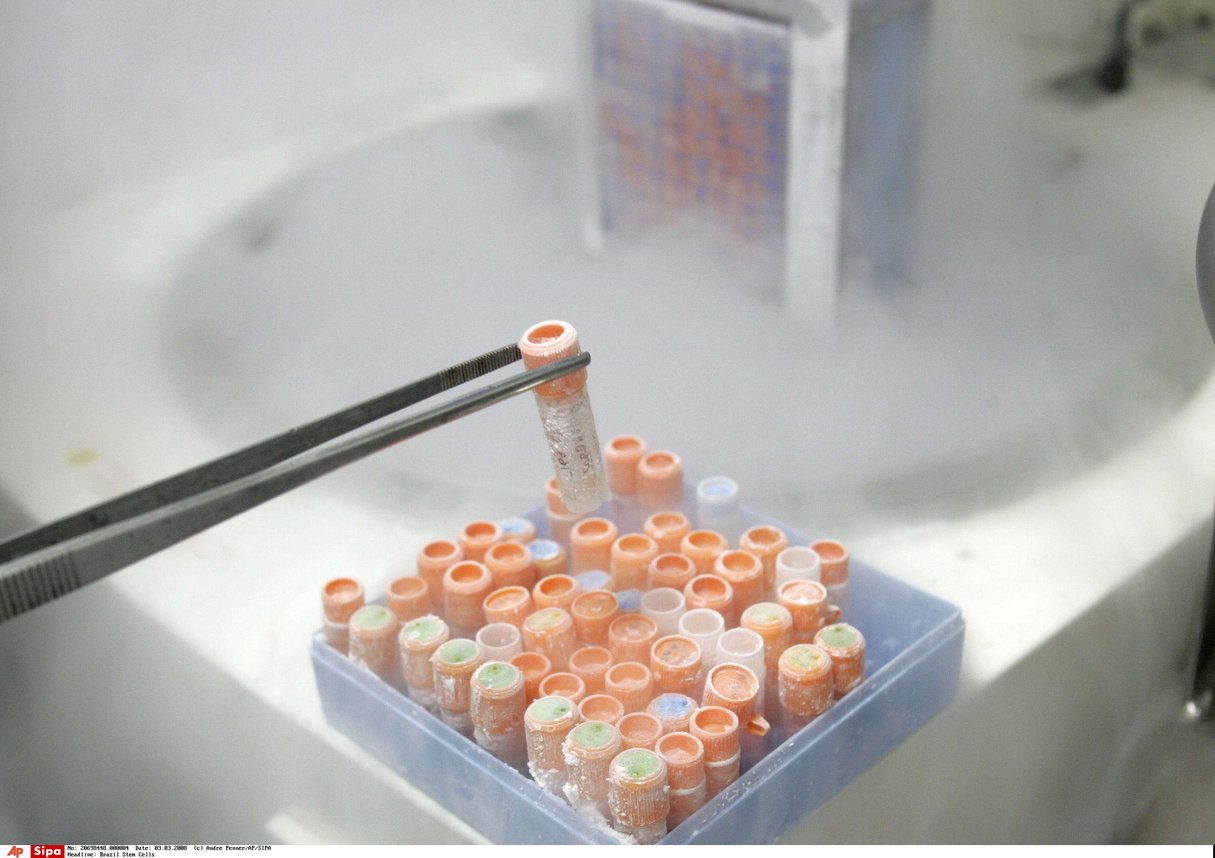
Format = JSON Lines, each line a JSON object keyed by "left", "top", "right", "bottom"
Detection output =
{"left": 0, "top": 343, "right": 590, "bottom": 625}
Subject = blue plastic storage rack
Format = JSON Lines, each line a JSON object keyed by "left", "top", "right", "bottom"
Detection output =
{"left": 311, "top": 503, "right": 964, "bottom": 843}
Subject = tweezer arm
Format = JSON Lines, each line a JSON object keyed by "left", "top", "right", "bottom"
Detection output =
{"left": 0, "top": 352, "right": 589, "bottom": 624}
{"left": 0, "top": 343, "right": 523, "bottom": 565}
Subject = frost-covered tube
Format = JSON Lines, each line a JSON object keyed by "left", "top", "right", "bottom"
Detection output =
{"left": 518, "top": 321, "right": 609, "bottom": 515}
{"left": 525, "top": 695, "right": 580, "bottom": 793}
{"left": 471, "top": 661, "right": 528, "bottom": 771}
{"left": 431, "top": 638, "right": 485, "bottom": 736}
{"left": 563, "top": 719, "right": 623, "bottom": 818}
{"left": 608, "top": 747, "right": 670, "bottom": 844}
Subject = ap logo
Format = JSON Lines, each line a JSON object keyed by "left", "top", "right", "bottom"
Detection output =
{"left": 7, "top": 847, "right": 24, "bottom": 858}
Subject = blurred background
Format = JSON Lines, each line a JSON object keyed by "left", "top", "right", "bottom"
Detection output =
{"left": 1, "top": 0, "right": 1214, "bottom": 843}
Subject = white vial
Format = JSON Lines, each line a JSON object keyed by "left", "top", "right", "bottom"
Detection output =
{"left": 678, "top": 608, "right": 725, "bottom": 698}
{"left": 717, "top": 627, "right": 767, "bottom": 711}
{"left": 716, "top": 627, "right": 769, "bottom": 770}
{"left": 476, "top": 623, "right": 524, "bottom": 662}
{"left": 678, "top": 608, "right": 725, "bottom": 666}
{"left": 775, "top": 546, "right": 822, "bottom": 590}
{"left": 641, "top": 587, "right": 687, "bottom": 636}
{"left": 696, "top": 476, "right": 740, "bottom": 540}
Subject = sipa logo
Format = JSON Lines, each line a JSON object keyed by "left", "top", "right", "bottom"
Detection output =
{"left": 32, "top": 849, "right": 64, "bottom": 858}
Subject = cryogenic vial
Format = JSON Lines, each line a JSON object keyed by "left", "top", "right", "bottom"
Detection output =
{"left": 518, "top": 321, "right": 609, "bottom": 515}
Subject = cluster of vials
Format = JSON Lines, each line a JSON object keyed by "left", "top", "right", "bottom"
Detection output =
{"left": 319, "top": 434, "right": 864, "bottom": 844}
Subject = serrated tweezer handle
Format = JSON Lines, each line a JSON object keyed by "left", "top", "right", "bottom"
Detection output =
{"left": 0, "top": 345, "right": 590, "bottom": 624}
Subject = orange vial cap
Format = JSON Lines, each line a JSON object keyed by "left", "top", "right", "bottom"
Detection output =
{"left": 648, "top": 553, "right": 696, "bottom": 593}
{"left": 739, "top": 601, "right": 793, "bottom": 673}
{"left": 702, "top": 662, "right": 769, "bottom": 736}
{"left": 688, "top": 705, "right": 740, "bottom": 762}
{"left": 683, "top": 574, "right": 736, "bottom": 628}
{"left": 533, "top": 574, "right": 582, "bottom": 612}
{"left": 777, "top": 578, "right": 830, "bottom": 644}
{"left": 571, "top": 589, "right": 620, "bottom": 646}
{"left": 608, "top": 747, "right": 670, "bottom": 843}
{"left": 714, "top": 550, "right": 765, "bottom": 615}
{"left": 482, "top": 585, "right": 533, "bottom": 629}
{"left": 321, "top": 577, "right": 363, "bottom": 652}
{"left": 431, "top": 637, "right": 485, "bottom": 719}
{"left": 812, "top": 539, "right": 850, "bottom": 587}
{"left": 645, "top": 511, "right": 692, "bottom": 555}
{"left": 650, "top": 635, "right": 703, "bottom": 697}
{"left": 399, "top": 614, "right": 450, "bottom": 704}
{"left": 348, "top": 604, "right": 400, "bottom": 681}
{"left": 814, "top": 622, "right": 866, "bottom": 697}
{"left": 740, "top": 525, "right": 788, "bottom": 597}
{"left": 538, "top": 670, "right": 588, "bottom": 705}
{"left": 608, "top": 613, "right": 660, "bottom": 665}
{"left": 637, "top": 451, "right": 683, "bottom": 509}
{"left": 656, "top": 730, "right": 706, "bottom": 791}
{"left": 484, "top": 540, "right": 536, "bottom": 590}
{"left": 564, "top": 720, "right": 623, "bottom": 814}
{"left": 471, "top": 661, "right": 527, "bottom": 739}
{"left": 610, "top": 533, "right": 660, "bottom": 591}
{"left": 658, "top": 729, "right": 707, "bottom": 831}
{"left": 605, "top": 434, "right": 648, "bottom": 496}
{"left": 322, "top": 577, "right": 364, "bottom": 624}
{"left": 386, "top": 576, "right": 432, "bottom": 623}
{"left": 519, "top": 320, "right": 588, "bottom": 398}
{"left": 605, "top": 661, "right": 655, "bottom": 713}
{"left": 416, "top": 540, "right": 462, "bottom": 615}
{"left": 510, "top": 651, "right": 553, "bottom": 703}
{"left": 618, "top": 712, "right": 664, "bottom": 751}
{"left": 568, "top": 645, "right": 614, "bottom": 695}
{"left": 690, "top": 705, "right": 741, "bottom": 798}
{"left": 525, "top": 695, "right": 580, "bottom": 794}
{"left": 443, "top": 560, "right": 494, "bottom": 636}
{"left": 579, "top": 692, "right": 625, "bottom": 725}
{"left": 680, "top": 529, "right": 728, "bottom": 575}
{"left": 459, "top": 520, "right": 502, "bottom": 563}
{"left": 522, "top": 607, "right": 578, "bottom": 671}
{"left": 570, "top": 517, "right": 618, "bottom": 574}
{"left": 778, "top": 643, "right": 835, "bottom": 720}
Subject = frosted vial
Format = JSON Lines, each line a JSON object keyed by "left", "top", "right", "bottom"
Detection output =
{"left": 525, "top": 695, "right": 580, "bottom": 794}
{"left": 471, "top": 661, "right": 528, "bottom": 771}
{"left": 678, "top": 608, "right": 725, "bottom": 697}
{"left": 475, "top": 622, "right": 523, "bottom": 662}
{"left": 519, "top": 321, "right": 609, "bottom": 515}
{"left": 696, "top": 476, "right": 741, "bottom": 540}
{"left": 717, "top": 628, "right": 766, "bottom": 680}
{"left": 563, "top": 720, "right": 623, "bottom": 818}
{"left": 812, "top": 539, "right": 851, "bottom": 615}
{"left": 775, "top": 546, "right": 822, "bottom": 589}
{"left": 608, "top": 747, "right": 669, "bottom": 844}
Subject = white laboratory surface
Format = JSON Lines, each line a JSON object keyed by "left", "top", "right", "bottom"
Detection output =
{"left": 2, "top": 0, "right": 1215, "bottom": 844}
